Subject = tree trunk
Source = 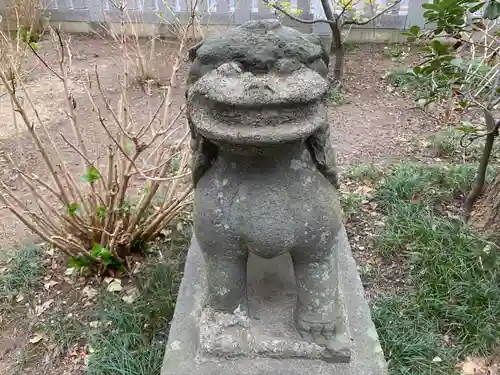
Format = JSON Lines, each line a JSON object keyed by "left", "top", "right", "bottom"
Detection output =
{"left": 469, "top": 173, "right": 500, "bottom": 234}
{"left": 320, "top": 0, "right": 344, "bottom": 85}
{"left": 330, "top": 21, "right": 344, "bottom": 85}
{"left": 468, "top": 113, "right": 500, "bottom": 231}
{"left": 464, "top": 131, "right": 496, "bottom": 216}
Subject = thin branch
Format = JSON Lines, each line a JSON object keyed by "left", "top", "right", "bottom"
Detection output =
{"left": 344, "top": 0, "right": 402, "bottom": 25}
{"left": 338, "top": 0, "right": 354, "bottom": 19}
{"left": 0, "top": 193, "right": 78, "bottom": 258}
{"left": 59, "top": 133, "right": 108, "bottom": 193}
{"left": 136, "top": 92, "right": 168, "bottom": 139}
{"left": 59, "top": 133, "right": 97, "bottom": 169}
{"left": 93, "top": 67, "right": 136, "bottom": 141}
{"left": 0, "top": 67, "right": 72, "bottom": 206}
{"left": 264, "top": 0, "right": 402, "bottom": 26}
{"left": 263, "top": 0, "right": 338, "bottom": 24}
{"left": 135, "top": 186, "right": 193, "bottom": 242}
{"left": 1, "top": 50, "right": 91, "bottom": 214}
{"left": 28, "top": 42, "right": 64, "bottom": 81}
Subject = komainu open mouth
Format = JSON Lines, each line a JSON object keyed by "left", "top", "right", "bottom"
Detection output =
{"left": 187, "top": 62, "right": 329, "bottom": 145}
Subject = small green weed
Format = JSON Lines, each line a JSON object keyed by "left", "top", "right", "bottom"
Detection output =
{"left": 327, "top": 86, "right": 346, "bottom": 106}
{"left": 383, "top": 45, "right": 410, "bottom": 63}
{"left": 426, "top": 129, "right": 500, "bottom": 163}
{"left": 37, "top": 311, "right": 88, "bottom": 352}
{"left": 385, "top": 69, "right": 447, "bottom": 104}
{"left": 428, "top": 129, "right": 460, "bottom": 158}
{"left": 0, "top": 246, "right": 45, "bottom": 301}
{"left": 344, "top": 164, "right": 385, "bottom": 185}
{"left": 385, "top": 69, "right": 419, "bottom": 89}
{"left": 343, "top": 41, "right": 356, "bottom": 52}
{"left": 340, "top": 192, "right": 365, "bottom": 218}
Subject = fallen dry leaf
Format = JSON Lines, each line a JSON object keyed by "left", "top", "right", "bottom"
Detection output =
{"left": 36, "top": 299, "right": 54, "bottom": 316}
{"left": 458, "top": 356, "right": 490, "bottom": 375}
{"left": 132, "top": 262, "right": 142, "bottom": 275}
{"left": 44, "top": 280, "right": 59, "bottom": 290}
{"left": 410, "top": 193, "right": 421, "bottom": 204}
{"left": 355, "top": 185, "right": 374, "bottom": 195}
{"left": 106, "top": 279, "right": 123, "bottom": 292}
{"left": 65, "top": 268, "right": 76, "bottom": 276}
{"left": 29, "top": 333, "right": 45, "bottom": 344}
{"left": 122, "top": 288, "right": 139, "bottom": 304}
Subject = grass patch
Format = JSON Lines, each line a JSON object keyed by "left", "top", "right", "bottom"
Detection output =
{"left": 425, "top": 129, "right": 500, "bottom": 162}
{"left": 344, "top": 163, "right": 385, "bottom": 185}
{"left": 37, "top": 311, "right": 88, "bottom": 352}
{"left": 428, "top": 129, "right": 461, "bottom": 158}
{"left": 340, "top": 192, "right": 365, "bottom": 219}
{"left": 327, "top": 86, "right": 346, "bottom": 106}
{"left": 37, "top": 259, "right": 181, "bottom": 375}
{"left": 86, "top": 261, "right": 180, "bottom": 375}
{"left": 374, "top": 295, "right": 458, "bottom": 375}
{"left": 29, "top": 218, "right": 191, "bottom": 375}
{"left": 0, "top": 246, "right": 45, "bottom": 301}
{"left": 371, "top": 162, "right": 500, "bottom": 375}
{"left": 375, "top": 163, "right": 477, "bottom": 212}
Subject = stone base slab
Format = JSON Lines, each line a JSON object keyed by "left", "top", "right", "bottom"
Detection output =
{"left": 161, "top": 227, "right": 388, "bottom": 375}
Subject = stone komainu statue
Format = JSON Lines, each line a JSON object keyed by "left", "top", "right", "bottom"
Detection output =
{"left": 185, "top": 19, "right": 345, "bottom": 359}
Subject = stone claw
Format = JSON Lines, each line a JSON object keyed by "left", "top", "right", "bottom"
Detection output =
{"left": 296, "top": 318, "right": 336, "bottom": 347}
{"left": 296, "top": 318, "right": 350, "bottom": 363}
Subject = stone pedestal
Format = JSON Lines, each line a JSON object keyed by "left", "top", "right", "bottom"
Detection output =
{"left": 161, "top": 227, "right": 387, "bottom": 375}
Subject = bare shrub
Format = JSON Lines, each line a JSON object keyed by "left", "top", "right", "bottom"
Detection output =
{"left": 0, "top": 7, "right": 197, "bottom": 274}
{"left": 100, "top": 0, "right": 202, "bottom": 86}
{"left": 5, "top": 0, "right": 43, "bottom": 33}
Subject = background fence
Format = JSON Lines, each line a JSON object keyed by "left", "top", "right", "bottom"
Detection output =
{"left": 0, "top": 0, "right": 430, "bottom": 35}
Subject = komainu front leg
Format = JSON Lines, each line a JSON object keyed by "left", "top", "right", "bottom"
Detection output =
{"left": 204, "top": 251, "right": 249, "bottom": 314}
{"left": 291, "top": 248, "right": 347, "bottom": 361}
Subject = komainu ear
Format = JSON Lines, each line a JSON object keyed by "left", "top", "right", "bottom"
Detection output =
{"left": 306, "top": 124, "right": 339, "bottom": 189}
{"left": 190, "top": 132, "right": 219, "bottom": 188}
{"left": 188, "top": 40, "right": 203, "bottom": 62}
{"left": 303, "top": 33, "right": 329, "bottom": 68}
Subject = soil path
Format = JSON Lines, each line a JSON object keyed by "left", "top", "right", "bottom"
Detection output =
{"left": 332, "top": 45, "right": 433, "bottom": 168}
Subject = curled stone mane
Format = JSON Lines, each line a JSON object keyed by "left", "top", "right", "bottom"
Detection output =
{"left": 186, "top": 19, "right": 329, "bottom": 87}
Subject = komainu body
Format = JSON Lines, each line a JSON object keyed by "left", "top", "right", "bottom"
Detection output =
{"left": 187, "top": 19, "right": 343, "bottom": 355}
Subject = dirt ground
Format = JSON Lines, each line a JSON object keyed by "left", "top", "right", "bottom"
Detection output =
{"left": 0, "top": 37, "right": 438, "bottom": 374}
